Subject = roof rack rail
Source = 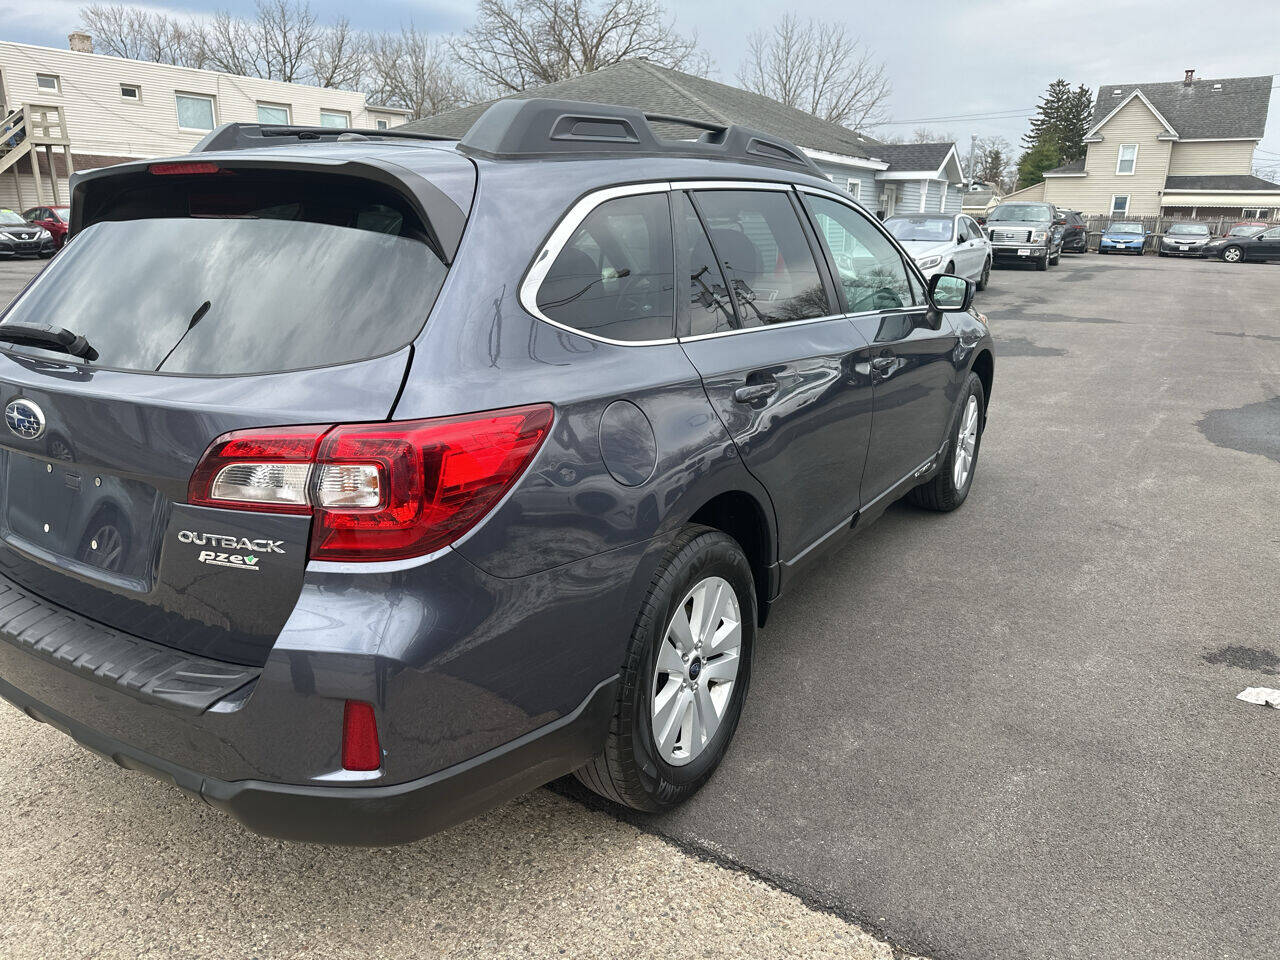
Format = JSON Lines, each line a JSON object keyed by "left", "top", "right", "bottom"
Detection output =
{"left": 190, "top": 123, "right": 458, "bottom": 154}
{"left": 457, "top": 98, "right": 825, "bottom": 177}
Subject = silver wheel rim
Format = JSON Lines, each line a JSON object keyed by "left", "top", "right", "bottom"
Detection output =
{"left": 650, "top": 575, "right": 742, "bottom": 766}
{"left": 1225, "top": 248, "right": 1241, "bottom": 262}
{"left": 953, "top": 394, "right": 979, "bottom": 489}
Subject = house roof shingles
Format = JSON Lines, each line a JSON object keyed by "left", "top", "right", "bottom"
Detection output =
{"left": 1044, "top": 158, "right": 1086, "bottom": 175}
{"left": 403, "top": 59, "right": 886, "bottom": 162}
{"left": 1164, "top": 174, "right": 1280, "bottom": 192}
{"left": 873, "top": 142, "right": 954, "bottom": 172}
{"left": 1093, "top": 75, "right": 1272, "bottom": 140}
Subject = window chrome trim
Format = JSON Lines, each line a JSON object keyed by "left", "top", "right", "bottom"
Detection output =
{"left": 518, "top": 181, "right": 677, "bottom": 347}
{"left": 679, "top": 311, "right": 855, "bottom": 343}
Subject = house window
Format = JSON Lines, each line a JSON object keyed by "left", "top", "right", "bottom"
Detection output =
{"left": 36, "top": 73, "right": 61, "bottom": 94}
{"left": 845, "top": 179, "right": 861, "bottom": 202}
{"left": 375, "top": 118, "right": 389, "bottom": 130}
{"left": 175, "top": 93, "right": 216, "bottom": 131}
{"left": 120, "top": 83, "right": 140, "bottom": 101}
{"left": 256, "top": 102, "right": 291, "bottom": 125}
{"left": 319, "top": 110, "right": 350, "bottom": 129}
{"left": 1241, "top": 208, "right": 1271, "bottom": 220}
{"left": 1110, "top": 195, "right": 1130, "bottom": 216}
{"left": 1116, "top": 144, "right": 1138, "bottom": 176}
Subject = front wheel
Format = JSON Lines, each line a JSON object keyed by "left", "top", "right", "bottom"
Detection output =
{"left": 1049, "top": 247, "right": 1061, "bottom": 266}
{"left": 1221, "top": 246, "right": 1244, "bottom": 263}
{"left": 1035, "top": 249, "right": 1049, "bottom": 271}
{"left": 907, "top": 371, "right": 985, "bottom": 512}
{"left": 575, "top": 525, "right": 756, "bottom": 812}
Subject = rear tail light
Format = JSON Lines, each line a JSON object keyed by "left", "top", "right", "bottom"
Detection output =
{"left": 188, "top": 405, "right": 553, "bottom": 561}
{"left": 341, "top": 700, "right": 381, "bottom": 771}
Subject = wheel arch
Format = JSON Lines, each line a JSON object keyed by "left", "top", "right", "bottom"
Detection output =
{"left": 688, "top": 490, "right": 775, "bottom": 627}
{"left": 971, "top": 348, "right": 994, "bottom": 412}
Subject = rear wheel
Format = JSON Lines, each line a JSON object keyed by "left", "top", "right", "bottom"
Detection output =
{"left": 1222, "top": 245, "right": 1244, "bottom": 263}
{"left": 976, "top": 257, "right": 991, "bottom": 291}
{"left": 575, "top": 525, "right": 755, "bottom": 812}
{"left": 907, "top": 372, "right": 985, "bottom": 512}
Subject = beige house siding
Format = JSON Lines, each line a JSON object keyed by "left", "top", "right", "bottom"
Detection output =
{"left": 1167, "top": 139, "right": 1257, "bottom": 176}
{"left": 1041, "top": 97, "right": 1174, "bottom": 215}
{"left": 999, "top": 181, "right": 1046, "bottom": 202}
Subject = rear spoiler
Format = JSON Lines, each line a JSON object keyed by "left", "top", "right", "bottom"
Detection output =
{"left": 67, "top": 152, "right": 467, "bottom": 265}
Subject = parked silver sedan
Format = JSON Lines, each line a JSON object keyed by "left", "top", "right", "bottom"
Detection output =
{"left": 884, "top": 212, "right": 992, "bottom": 290}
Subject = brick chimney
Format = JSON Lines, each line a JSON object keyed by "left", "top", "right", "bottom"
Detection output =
{"left": 68, "top": 31, "right": 93, "bottom": 54}
{"left": 1183, "top": 68, "right": 1195, "bottom": 85}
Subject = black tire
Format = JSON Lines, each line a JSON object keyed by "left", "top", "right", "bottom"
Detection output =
{"left": 976, "top": 257, "right": 991, "bottom": 291}
{"left": 1049, "top": 246, "right": 1061, "bottom": 266}
{"left": 945, "top": 261, "right": 956, "bottom": 276}
{"left": 1221, "top": 245, "right": 1244, "bottom": 263}
{"left": 907, "top": 371, "right": 985, "bottom": 512}
{"left": 1035, "top": 249, "right": 1049, "bottom": 271}
{"left": 575, "top": 525, "right": 756, "bottom": 812}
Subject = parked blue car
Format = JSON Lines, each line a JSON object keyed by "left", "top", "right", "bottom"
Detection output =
{"left": 0, "top": 99, "right": 994, "bottom": 845}
{"left": 1098, "top": 221, "right": 1147, "bottom": 255}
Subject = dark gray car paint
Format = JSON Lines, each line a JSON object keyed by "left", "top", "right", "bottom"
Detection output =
{"left": 0, "top": 145, "right": 993, "bottom": 842}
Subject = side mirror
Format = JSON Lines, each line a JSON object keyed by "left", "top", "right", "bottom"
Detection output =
{"left": 929, "top": 273, "right": 974, "bottom": 312}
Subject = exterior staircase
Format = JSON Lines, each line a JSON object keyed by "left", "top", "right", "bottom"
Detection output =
{"left": 0, "top": 103, "right": 74, "bottom": 207}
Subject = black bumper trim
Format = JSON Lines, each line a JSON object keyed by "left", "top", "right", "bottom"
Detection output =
{"left": 0, "top": 672, "right": 618, "bottom": 846}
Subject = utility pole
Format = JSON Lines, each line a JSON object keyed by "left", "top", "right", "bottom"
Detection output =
{"left": 968, "top": 133, "right": 978, "bottom": 185}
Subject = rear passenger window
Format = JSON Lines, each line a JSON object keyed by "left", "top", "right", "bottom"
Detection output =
{"left": 692, "top": 190, "right": 830, "bottom": 328}
{"left": 804, "top": 194, "right": 914, "bottom": 312}
{"left": 536, "top": 193, "right": 675, "bottom": 342}
{"left": 676, "top": 193, "right": 737, "bottom": 337}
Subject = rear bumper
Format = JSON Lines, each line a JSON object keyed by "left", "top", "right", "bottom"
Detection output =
{"left": 1, "top": 672, "right": 616, "bottom": 845}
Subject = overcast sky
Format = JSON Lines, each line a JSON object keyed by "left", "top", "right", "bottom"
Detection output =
{"left": 5, "top": 0, "right": 1279, "bottom": 173}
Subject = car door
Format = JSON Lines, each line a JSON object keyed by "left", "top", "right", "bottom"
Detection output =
{"left": 800, "top": 190, "right": 961, "bottom": 505}
{"left": 1254, "top": 226, "right": 1280, "bottom": 260}
{"left": 674, "top": 186, "right": 874, "bottom": 563}
{"left": 956, "top": 217, "right": 985, "bottom": 278}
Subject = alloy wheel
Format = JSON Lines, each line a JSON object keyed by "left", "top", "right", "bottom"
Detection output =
{"left": 953, "top": 395, "right": 980, "bottom": 489}
{"left": 1223, "top": 247, "right": 1243, "bottom": 263}
{"left": 650, "top": 576, "right": 743, "bottom": 766}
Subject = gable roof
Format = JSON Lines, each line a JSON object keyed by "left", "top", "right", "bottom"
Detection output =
{"left": 1089, "top": 76, "right": 1272, "bottom": 140}
{"left": 402, "top": 59, "right": 882, "bottom": 161}
{"left": 874, "top": 142, "right": 953, "bottom": 172}
{"left": 1043, "top": 157, "right": 1086, "bottom": 176}
{"left": 1164, "top": 174, "right": 1280, "bottom": 192}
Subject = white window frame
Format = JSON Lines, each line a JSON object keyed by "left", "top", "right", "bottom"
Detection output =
{"left": 375, "top": 118, "right": 389, "bottom": 130}
{"left": 120, "top": 83, "right": 141, "bottom": 102}
{"left": 319, "top": 109, "right": 351, "bottom": 129}
{"left": 1241, "top": 207, "right": 1271, "bottom": 220}
{"left": 175, "top": 92, "right": 217, "bottom": 132}
{"left": 35, "top": 73, "right": 61, "bottom": 94}
{"left": 256, "top": 102, "right": 292, "bottom": 125}
{"left": 845, "top": 179, "right": 861, "bottom": 202}
{"left": 1110, "top": 195, "right": 1130, "bottom": 216}
{"left": 1116, "top": 143, "right": 1138, "bottom": 176}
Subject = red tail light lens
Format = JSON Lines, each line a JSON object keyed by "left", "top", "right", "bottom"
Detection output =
{"left": 341, "top": 700, "right": 381, "bottom": 771}
{"left": 187, "top": 405, "right": 553, "bottom": 561}
{"left": 149, "top": 161, "right": 223, "bottom": 175}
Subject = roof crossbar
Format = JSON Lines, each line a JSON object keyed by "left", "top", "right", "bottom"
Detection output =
{"left": 456, "top": 98, "right": 825, "bottom": 177}
{"left": 190, "top": 123, "right": 458, "bottom": 154}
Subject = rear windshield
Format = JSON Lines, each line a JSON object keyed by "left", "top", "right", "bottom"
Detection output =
{"left": 0, "top": 171, "right": 448, "bottom": 375}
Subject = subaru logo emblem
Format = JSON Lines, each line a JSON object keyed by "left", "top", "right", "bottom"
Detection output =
{"left": 5, "top": 399, "right": 46, "bottom": 440}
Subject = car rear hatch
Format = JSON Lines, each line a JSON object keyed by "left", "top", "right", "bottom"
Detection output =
{"left": 0, "top": 150, "right": 474, "bottom": 666}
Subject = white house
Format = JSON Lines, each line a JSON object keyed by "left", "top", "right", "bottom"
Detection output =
{"left": 0, "top": 34, "right": 409, "bottom": 210}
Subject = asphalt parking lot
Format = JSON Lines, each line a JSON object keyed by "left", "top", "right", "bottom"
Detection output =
{"left": 1, "top": 251, "right": 1278, "bottom": 959}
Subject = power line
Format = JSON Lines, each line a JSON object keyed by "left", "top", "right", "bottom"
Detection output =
{"left": 875, "top": 107, "right": 1036, "bottom": 126}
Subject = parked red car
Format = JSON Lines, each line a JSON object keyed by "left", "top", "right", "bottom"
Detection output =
{"left": 22, "top": 205, "right": 71, "bottom": 248}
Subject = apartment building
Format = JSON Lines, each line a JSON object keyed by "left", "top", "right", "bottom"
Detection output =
{"left": 0, "top": 34, "right": 410, "bottom": 210}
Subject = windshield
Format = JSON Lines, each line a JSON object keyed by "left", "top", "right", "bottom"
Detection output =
{"left": 1167, "top": 223, "right": 1209, "bottom": 236}
{"left": 1108, "top": 222, "right": 1143, "bottom": 234}
{"left": 884, "top": 216, "right": 954, "bottom": 242}
{"left": 989, "top": 203, "right": 1052, "bottom": 222}
{"left": 1229, "top": 224, "right": 1265, "bottom": 237}
{"left": 51, "top": 206, "right": 70, "bottom": 220}
{"left": 0, "top": 210, "right": 25, "bottom": 226}
{"left": 1, "top": 215, "right": 446, "bottom": 375}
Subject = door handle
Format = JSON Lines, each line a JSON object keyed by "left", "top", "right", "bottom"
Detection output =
{"left": 733, "top": 380, "right": 779, "bottom": 403}
{"left": 870, "top": 355, "right": 897, "bottom": 374}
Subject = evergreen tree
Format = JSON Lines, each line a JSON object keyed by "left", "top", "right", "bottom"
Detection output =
{"left": 1061, "top": 84, "right": 1095, "bottom": 162}
{"left": 1016, "top": 139, "right": 1062, "bottom": 190}
{"left": 1022, "top": 79, "right": 1073, "bottom": 152}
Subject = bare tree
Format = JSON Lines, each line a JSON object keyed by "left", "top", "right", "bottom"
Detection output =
{"left": 198, "top": 0, "right": 322, "bottom": 84}
{"left": 737, "top": 14, "right": 890, "bottom": 129}
{"left": 453, "top": 0, "right": 710, "bottom": 94}
{"left": 80, "top": 4, "right": 204, "bottom": 67}
{"left": 877, "top": 127, "right": 955, "bottom": 146}
{"left": 367, "top": 25, "right": 474, "bottom": 119}
{"left": 310, "top": 16, "right": 368, "bottom": 90}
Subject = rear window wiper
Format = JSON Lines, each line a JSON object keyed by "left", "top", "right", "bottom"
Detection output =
{"left": 0, "top": 323, "right": 99, "bottom": 362}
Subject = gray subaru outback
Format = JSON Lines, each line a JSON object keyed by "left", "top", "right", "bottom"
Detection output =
{"left": 0, "top": 99, "right": 993, "bottom": 844}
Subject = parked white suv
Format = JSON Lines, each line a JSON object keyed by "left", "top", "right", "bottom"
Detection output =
{"left": 884, "top": 213, "right": 992, "bottom": 291}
